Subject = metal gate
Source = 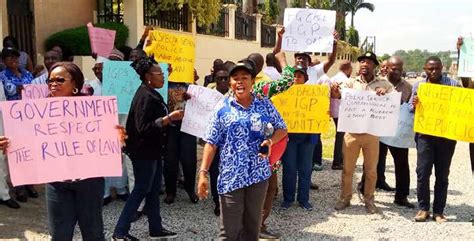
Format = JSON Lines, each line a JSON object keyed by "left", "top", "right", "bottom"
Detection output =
{"left": 7, "top": 0, "right": 36, "bottom": 65}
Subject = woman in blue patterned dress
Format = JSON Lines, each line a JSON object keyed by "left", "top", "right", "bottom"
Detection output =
{"left": 197, "top": 59, "right": 288, "bottom": 241}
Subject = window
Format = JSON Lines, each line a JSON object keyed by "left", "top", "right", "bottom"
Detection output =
{"left": 97, "top": 0, "right": 124, "bottom": 23}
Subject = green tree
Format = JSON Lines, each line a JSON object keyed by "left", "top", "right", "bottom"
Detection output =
{"left": 331, "top": 0, "right": 349, "bottom": 41}
{"left": 345, "top": 0, "right": 374, "bottom": 27}
{"left": 392, "top": 49, "right": 453, "bottom": 72}
{"left": 307, "top": 0, "right": 332, "bottom": 8}
{"left": 149, "top": 0, "right": 222, "bottom": 27}
{"left": 261, "top": 0, "right": 279, "bottom": 24}
{"left": 380, "top": 53, "right": 390, "bottom": 62}
{"left": 347, "top": 26, "right": 359, "bottom": 46}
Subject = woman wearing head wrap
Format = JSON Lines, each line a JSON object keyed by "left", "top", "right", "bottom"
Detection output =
{"left": 113, "top": 56, "right": 181, "bottom": 240}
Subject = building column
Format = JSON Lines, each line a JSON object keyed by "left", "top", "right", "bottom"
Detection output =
{"left": 0, "top": 0, "right": 7, "bottom": 46}
{"left": 123, "top": 0, "right": 144, "bottom": 47}
{"left": 225, "top": 4, "right": 236, "bottom": 40}
{"left": 255, "top": 13, "right": 262, "bottom": 43}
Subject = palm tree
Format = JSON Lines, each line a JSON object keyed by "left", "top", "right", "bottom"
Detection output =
{"left": 331, "top": 0, "right": 349, "bottom": 40}
{"left": 345, "top": 0, "right": 375, "bottom": 27}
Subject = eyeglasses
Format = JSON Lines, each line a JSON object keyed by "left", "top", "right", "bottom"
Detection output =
{"left": 48, "top": 77, "right": 69, "bottom": 85}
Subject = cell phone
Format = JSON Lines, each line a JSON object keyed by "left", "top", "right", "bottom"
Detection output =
{"left": 259, "top": 145, "right": 269, "bottom": 155}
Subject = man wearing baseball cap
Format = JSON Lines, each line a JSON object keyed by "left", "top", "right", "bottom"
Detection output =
{"left": 331, "top": 51, "right": 394, "bottom": 214}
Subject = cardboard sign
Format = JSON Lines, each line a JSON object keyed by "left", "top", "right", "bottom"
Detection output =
{"left": 338, "top": 89, "right": 401, "bottom": 136}
{"left": 146, "top": 30, "right": 195, "bottom": 83}
{"left": 87, "top": 22, "right": 116, "bottom": 58}
{"left": 180, "top": 85, "right": 224, "bottom": 138}
{"left": 0, "top": 96, "right": 122, "bottom": 186}
{"left": 271, "top": 85, "right": 330, "bottom": 133}
{"left": 282, "top": 8, "right": 336, "bottom": 53}
{"left": 380, "top": 103, "right": 416, "bottom": 148}
{"left": 102, "top": 61, "right": 168, "bottom": 114}
{"left": 21, "top": 84, "right": 49, "bottom": 100}
{"left": 458, "top": 38, "right": 474, "bottom": 77}
{"left": 414, "top": 83, "right": 474, "bottom": 142}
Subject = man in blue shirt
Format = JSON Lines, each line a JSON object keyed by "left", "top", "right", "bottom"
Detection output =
{"left": 410, "top": 56, "right": 460, "bottom": 223}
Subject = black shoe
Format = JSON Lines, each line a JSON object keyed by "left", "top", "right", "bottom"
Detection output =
{"left": 188, "top": 192, "right": 198, "bottom": 204}
{"left": 117, "top": 193, "right": 129, "bottom": 202}
{"left": 310, "top": 182, "right": 319, "bottom": 190}
{"left": 16, "top": 194, "right": 27, "bottom": 203}
{"left": 150, "top": 228, "right": 178, "bottom": 239}
{"left": 103, "top": 196, "right": 112, "bottom": 206}
{"left": 0, "top": 199, "right": 20, "bottom": 209}
{"left": 394, "top": 198, "right": 415, "bottom": 209}
{"left": 377, "top": 182, "right": 396, "bottom": 192}
{"left": 26, "top": 186, "right": 39, "bottom": 198}
{"left": 164, "top": 194, "right": 175, "bottom": 204}
{"left": 131, "top": 210, "right": 143, "bottom": 223}
{"left": 214, "top": 204, "right": 220, "bottom": 216}
{"left": 112, "top": 234, "right": 139, "bottom": 241}
{"left": 331, "top": 164, "right": 343, "bottom": 170}
{"left": 259, "top": 228, "right": 281, "bottom": 239}
{"left": 159, "top": 189, "right": 165, "bottom": 195}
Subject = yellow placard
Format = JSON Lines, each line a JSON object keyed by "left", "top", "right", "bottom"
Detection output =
{"left": 271, "top": 85, "right": 330, "bottom": 133}
{"left": 145, "top": 30, "right": 195, "bottom": 83}
{"left": 414, "top": 83, "right": 474, "bottom": 142}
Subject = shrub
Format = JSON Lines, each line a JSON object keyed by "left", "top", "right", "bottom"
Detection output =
{"left": 44, "top": 22, "right": 129, "bottom": 56}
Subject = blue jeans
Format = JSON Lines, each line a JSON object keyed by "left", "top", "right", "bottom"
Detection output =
{"left": 114, "top": 158, "right": 163, "bottom": 236}
{"left": 415, "top": 134, "right": 456, "bottom": 214}
{"left": 46, "top": 177, "right": 105, "bottom": 241}
{"left": 312, "top": 135, "right": 323, "bottom": 166}
{"left": 282, "top": 134, "right": 316, "bottom": 204}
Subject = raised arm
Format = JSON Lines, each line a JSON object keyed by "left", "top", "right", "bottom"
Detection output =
{"left": 272, "top": 27, "right": 285, "bottom": 55}
{"left": 323, "top": 31, "right": 340, "bottom": 73}
{"left": 253, "top": 52, "right": 295, "bottom": 98}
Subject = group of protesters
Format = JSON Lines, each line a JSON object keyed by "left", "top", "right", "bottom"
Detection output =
{"left": 0, "top": 25, "right": 473, "bottom": 241}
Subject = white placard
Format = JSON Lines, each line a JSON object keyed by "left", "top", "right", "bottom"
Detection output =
{"left": 282, "top": 8, "right": 336, "bottom": 53}
{"left": 337, "top": 89, "right": 401, "bottom": 136}
{"left": 380, "top": 103, "right": 416, "bottom": 148}
{"left": 181, "top": 85, "right": 224, "bottom": 138}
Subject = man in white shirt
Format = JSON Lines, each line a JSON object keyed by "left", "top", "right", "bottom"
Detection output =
{"left": 262, "top": 53, "right": 281, "bottom": 81}
{"left": 32, "top": 50, "right": 61, "bottom": 84}
{"left": 328, "top": 61, "right": 352, "bottom": 170}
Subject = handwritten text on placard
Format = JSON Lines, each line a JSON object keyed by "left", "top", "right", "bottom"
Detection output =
{"left": 414, "top": 83, "right": 474, "bottom": 142}
{"left": 21, "top": 84, "right": 49, "bottom": 100}
{"left": 458, "top": 38, "right": 474, "bottom": 77}
{"left": 282, "top": 8, "right": 336, "bottom": 53}
{"left": 87, "top": 23, "right": 116, "bottom": 58}
{"left": 272, "top": 85, "right": 330, "bottom": 133}
{"left": 0, "top": 96, "right": 122, "bottom": 186}
{"left": 338, "top": 89, "right": 401, "bottom": 136}
{"left": 181, "top": 85, "right": 224, "bottom": 138}
{"left": 103, "top": 61, "right": 168, "bottom": 114}
{"left": 146, "top": 30, "right": 195, "bottom": 83}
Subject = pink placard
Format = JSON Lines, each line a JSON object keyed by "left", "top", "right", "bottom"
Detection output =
{"left": 0, "top": 96, "right": 122, "bottom": 186}
{"left": 21, "top": 84, "right": 49, "bottom": 100}
{"left": 87, "top": 22, "right": 116, "bottom": 58}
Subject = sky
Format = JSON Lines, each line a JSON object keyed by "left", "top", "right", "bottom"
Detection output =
{"left": 349, "top": 0, "right": 474, "bottom": 55}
